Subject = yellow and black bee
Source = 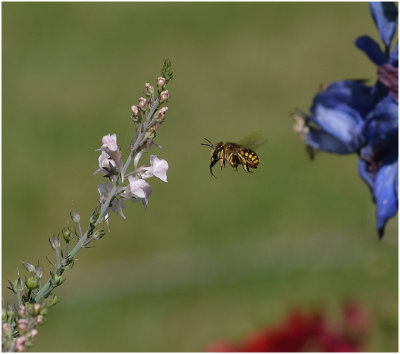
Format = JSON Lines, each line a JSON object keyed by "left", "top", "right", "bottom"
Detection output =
{"left": 201, "top": 132, "right": 264, "bottom": 177}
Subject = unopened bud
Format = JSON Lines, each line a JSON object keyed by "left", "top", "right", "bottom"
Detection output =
{"left": 155, "top": 107, "right": 168, "bottom": 121}
{"left": 62, "top": 228, "right": 72, "bottom": 242}
{"left": 18, "top": 305, "right": 26, "bottom": 317}
{"left": 21, "top": 261, "right": 36, "bottom": 274}
{"left": 138, "top": 97, "right": 147, "bottom": 110}
{"left": 36, "top": 315, "right": 44, "bottom": 325}
{"left": 131, "top": 105, "right": 139, "bottom": 116}
{"left": 64, "top": 259, "right": 74, "bottom": 270}
{"left": 35, "top": 267, "right": 43, "bottom": 279}
{"left": 15, "top": 336, "right": 27, "bottom": 352}
{"left": 61, "top": 256, "right": 73, "bottom": 267}
{"left": 49, "top": 235, "right": 60, "bottom": 250}
{"left": 157, "top": 77, "right": 166, "bottom": 88}
{"left": 52, "top": 274, "right": 63, "bottom": 286}
{"left": 50, "top": 295, "right": 59, "bottom": 307}
{"left": 143, "top": 83, "right": 154, "bottom": 96}
{"left": 70, "top": 210, "right": 80, "bottom": 223}
{"left": 93, "top": 229, "right": 106, "bottom": 240}
{"left": 160, "top": 90, "right": 169, "bottom": 102}
{"left": 17, "top": 319, "right": 29, "bottom": 333}
{"left": 2, "top": 308, "right": 7, "bottom": 322}
{"left": 2, "top": 323, "right": 11, "bottom": 335}
{"left": 30, "top": 329, "right": 38, "bottom": 339}
{"left": 33, "top": 303, "right": 41, "bottom": 316}
{"left": 26, "top": 276, "right": 39, "bottom": 290}
{"left": 25, "top": 304, "right": 33, "bottom": 316}
{"left": 7, "top": 304, "right": 15, "bottom": 318}
{"left": 14, "top": 277, "right": 25, "bottom": 292}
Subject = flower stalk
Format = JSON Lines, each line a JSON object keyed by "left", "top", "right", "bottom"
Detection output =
{"left": 3, "top": 59, "right": 173, "bottom": 352}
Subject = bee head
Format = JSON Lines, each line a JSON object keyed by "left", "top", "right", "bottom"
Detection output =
{"left": 201, "top": 138, "right": 222, "bottom": 178}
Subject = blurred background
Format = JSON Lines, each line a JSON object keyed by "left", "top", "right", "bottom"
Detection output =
{"left": 2, "top": 2, "right": 398, "bottom": 351}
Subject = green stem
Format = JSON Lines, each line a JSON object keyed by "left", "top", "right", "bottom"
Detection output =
{"left": 55, "top": 248, "right": 61, "bottom": 269}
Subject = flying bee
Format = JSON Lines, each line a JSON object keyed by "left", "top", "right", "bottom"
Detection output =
{"left": 201, "top": 131, "right": 264, "bottom": 177}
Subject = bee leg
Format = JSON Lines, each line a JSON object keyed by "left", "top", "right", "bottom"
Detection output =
{"left": 242, "top": 163, "right": 252, "bottom": 173}
{"left": 237, "top": 154, "right": 249, "bottom": 172}
{"left": 227, "top": 153, "right": 236, "bottom": 169}
{"left": 219, "top": 151, "right": 225, "bottom": 170}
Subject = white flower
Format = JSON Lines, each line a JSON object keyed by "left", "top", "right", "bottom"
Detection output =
{"left": 142, "top": 155, "right": 169, "bottom": 182}
{"left": 128, "top": 176, "right": 152, "bottom": 208}
{"left": 128, "top": 176, "right": 152, "bottom": 199}
{"left": 94, "top": 151, "right": 118, "bottom": 177}
{"left": 101, "top": 133, "right": 118, "bottom": 152}
{"left": 97, "top": 133, "right": 124, "bottom": 181}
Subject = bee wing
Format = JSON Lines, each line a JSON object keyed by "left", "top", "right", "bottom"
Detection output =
{"left": 237, "top": 130, "right": 266, "bottom": 150}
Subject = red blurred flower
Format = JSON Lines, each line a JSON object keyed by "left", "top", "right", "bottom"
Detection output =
{"left": 207, "top": 303, "right": 368, "bottom": 352}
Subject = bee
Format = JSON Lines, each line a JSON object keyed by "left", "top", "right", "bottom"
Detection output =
{"left": 201, "top": 131, "right": 264, "bottom": 177}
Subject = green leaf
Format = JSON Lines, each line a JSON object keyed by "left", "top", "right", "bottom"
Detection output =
{"left": 160, "top": 59, "right": 173, "bottom": 84}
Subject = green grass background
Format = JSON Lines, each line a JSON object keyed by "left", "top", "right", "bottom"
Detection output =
{"left": 3, "top": 2, "right": 398, "bottom": 351}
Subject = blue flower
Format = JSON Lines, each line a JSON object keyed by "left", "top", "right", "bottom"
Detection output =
{"left": 293, "top": 2, "right": 398, "bottom": 237}
{"left": 359, "top": 94, "right": 398, "bottom": 237}
{"left": 356, "top": 2, "right": 398, "bottom": 101}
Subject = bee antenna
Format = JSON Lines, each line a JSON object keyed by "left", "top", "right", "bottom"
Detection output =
{"left": 200, "top": 137, "right": 214, "bottom": 148}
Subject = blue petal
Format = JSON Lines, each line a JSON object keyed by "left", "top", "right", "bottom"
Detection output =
{"left": 358, "top": 158, "right": 374, "bottom": 193}
{"left": 373, "top": 156, "right": 398, "bottom": 237}
{"left": 369, "top": 2, "right": 398, "bottom": 51}
{"left": 363, "top": 94, "right": 398, "bottom": 146}
{"left": 310, "top": 97, "right": 364, "bottom": 151}
{"left": 389, "top": 42, "right": 398, "bottom": 67}
{"left": 324, "top": 80, "right": 377, "bottom": 117}
{"left": 305, "top": 129, "right": 354, "bottom": 154}
{"left": 355, "top": 35, "right": 387, "bottom": 65}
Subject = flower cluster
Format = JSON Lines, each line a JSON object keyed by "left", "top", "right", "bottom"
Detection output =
{"left": 95, "top": 64, "right": 171, "bottom": 223}
{"left": 293, "top": 2, "right": 398, "bottom": 238}
{"left": 2, "top": 298, "right": 57, "bottom": 352}
{"left": 2, "top": 60, "right": 173, "bottom": 352}
{"left": 207, "top": 302, "right": 369, "bottom": 352}
{"left": 96, "top": 133, "right": 169, "bottom": 222}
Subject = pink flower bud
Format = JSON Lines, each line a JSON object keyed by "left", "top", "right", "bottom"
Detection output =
{"left": 157, "top": 77, "right": 166, "bottom": 88}
{"left": 160, "top": 90, "right": 169, "bottom": 102}
{"left": 138, "top": 97, "right": 147, "bottom": 109}
{"left": 144, "top": 83, "right": 154, "bottom": 96}
{"left": 18, "top": 305, "right": 26, "bottom": 317}
{"left": 101, "top": 134, "right": 118, "bottom": 152}
{"left": 17, "top": 319, "right": 28, "bottom": 333}
{"left": 155, "top": 106, "right": 168, "bottom": 120}
{"left": 3, "top": 323, "right": 11, "bottom": 334}
{"left": 131, "top": 105, "right": 139, "bottom": 116}
{"left": 35, "top": 315, "right": 44, "bottom": 325}
{"left": 30, "top": 329, "right": 38, "bottom": 338}
{"left": 15, "top": 336, "right": 27, "bottom": 352}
